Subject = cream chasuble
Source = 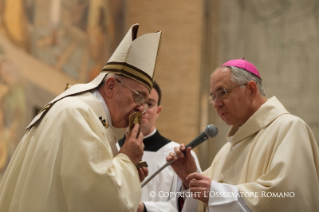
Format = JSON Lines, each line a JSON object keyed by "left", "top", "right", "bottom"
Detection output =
{"left": 0, "top": 92, "right": 141, "bottom": 212}
{"left": 203, "top": 96, "right": 319, "bottom": 211}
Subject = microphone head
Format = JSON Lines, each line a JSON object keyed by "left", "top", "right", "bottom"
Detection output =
{"left": 205, "top": 124, "right": 218, "bottom": 138}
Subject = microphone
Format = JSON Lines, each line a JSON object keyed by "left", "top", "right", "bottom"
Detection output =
{"left": 182, "top": 124, "right": 218, "bottom": 154}
{"left": 141, "top": 124, "right": 218, "bottom": 187}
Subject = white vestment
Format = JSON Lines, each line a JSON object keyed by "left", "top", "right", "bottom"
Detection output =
{"left": 0, "top": 91, "right": 141, "bottom": 212}
{"left": 183, "top": 96, "right": 319, "bottom": 212}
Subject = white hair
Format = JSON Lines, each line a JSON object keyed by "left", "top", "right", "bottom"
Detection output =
{"left": 104, "top": 73, "right": 116, "bottom": 81}
{"left": 98, "top": 73, "right": 117, "bottom": 88}
{"left": 227, "top": 66, "right": 266, "bottom": 96}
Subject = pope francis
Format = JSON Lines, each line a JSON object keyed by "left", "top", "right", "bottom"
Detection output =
{"left": 0, "top": 24, "right": 162, "bottom": 212}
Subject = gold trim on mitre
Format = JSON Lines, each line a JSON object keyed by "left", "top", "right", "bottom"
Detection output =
{"left": 102, "top": 62, "right": 153, "bottom": 91}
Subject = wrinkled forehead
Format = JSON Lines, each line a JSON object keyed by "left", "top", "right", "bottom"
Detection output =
{"left": 210, "top": 67, "right": 233, "bottom": 92}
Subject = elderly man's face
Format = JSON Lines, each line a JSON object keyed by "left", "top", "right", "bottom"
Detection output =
{"left": 111, "top": 77, "right": 150, "bottom": 128}
{"left": 210, "top": 67, "right": 252, "bottom": 126}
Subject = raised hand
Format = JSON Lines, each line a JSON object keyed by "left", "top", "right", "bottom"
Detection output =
{"left": 119, "top": 124, "right": 144, "bottom": 165}
{"left": 166, "top": 144, "right": 197, "bottom": 187}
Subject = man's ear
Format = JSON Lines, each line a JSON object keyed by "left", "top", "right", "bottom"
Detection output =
{"left": 102, "top": 77, "right": 117, "bottom": 98}
{"left": 247, "top": 80, "right": 258, "bottom": 98}
{"left": 157, "top": 105, "right": 162, "bottom": 114}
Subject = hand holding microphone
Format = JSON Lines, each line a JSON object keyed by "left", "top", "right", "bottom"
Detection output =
{"left": 169, "top": 124, "right": 218, "bottom": 160}
{"left": 182, "top": 124, "right": 218, "bottom": 154}
{"left": 141, "top": 124, "right": 218, "bottom": 187}
{"left": 167, "top": 124, "right": 218, "bottom": 186}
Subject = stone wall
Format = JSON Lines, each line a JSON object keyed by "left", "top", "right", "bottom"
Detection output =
{"left": 126, "top": 0, "right": 319, "bottom": 170}
{"left": 126, "top": 0, "right": 204, "bottom": 148}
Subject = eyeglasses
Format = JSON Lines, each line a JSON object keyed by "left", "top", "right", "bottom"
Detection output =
{"left": 116, "top": 79, "right": 148, "bottom": 113}
{"left": 208, "top": 84, "right": 247, "bottom": 105}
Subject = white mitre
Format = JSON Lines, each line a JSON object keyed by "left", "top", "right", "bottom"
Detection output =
{"left": 27, "top": 24, "right": 162, "bottom": 130}
{"left": 103, "top": 24, "right": 161, "bottom": 90}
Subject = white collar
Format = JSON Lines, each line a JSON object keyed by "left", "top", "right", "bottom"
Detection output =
{"left": 143, "top": 128, "right": 157, "bottom": 139}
